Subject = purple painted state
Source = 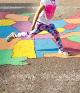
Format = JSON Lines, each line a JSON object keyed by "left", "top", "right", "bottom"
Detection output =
{"left": 13, "top": 21, "right": 32, "bottom": 32}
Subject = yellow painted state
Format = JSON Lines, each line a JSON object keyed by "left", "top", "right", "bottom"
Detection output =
{"left": 39, "top": 30, "right": 49, "bottom": 34}
{"left": 64, "top": 18, "right": 80, "bottom": 24}
{"left": 0, "top": 19, "right": 16, "bottom": 26}
{"left": 57, "top": 28, "right": 65, "bottom": 33}
{"left": 13, "top": 40, "right": 36, "bottom": 58}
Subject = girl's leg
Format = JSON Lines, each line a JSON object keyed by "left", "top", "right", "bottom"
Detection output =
{"left": 47, "top": 24, "right": 64, "bottom": 51}
{"left": 28, "top": 28, "right": 42, "bottom": 38}
{"left": 6, "top": 22, "right": 46, "bottom": 42}
{"left": 6, "top": 32, "right": 28, "bottom": 42}
{"left": 16, "top": 22, "right": 47, "bottom": 38}
{"left": 28, "top": 22, "right": 47, "bottom": 38}
{"left": 16, "top": 32, "right": 28, "bottom": 38}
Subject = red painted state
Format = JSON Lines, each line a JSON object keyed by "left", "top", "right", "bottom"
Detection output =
{"left": 64, "top": 23, "right": 78, "bottom": 30}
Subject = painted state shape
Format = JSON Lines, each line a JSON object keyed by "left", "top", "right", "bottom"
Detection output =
{"left": 13, "top": 40, "right": 36, "bottom": 58}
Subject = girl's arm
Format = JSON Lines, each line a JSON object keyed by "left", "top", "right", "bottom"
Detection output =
{"left": 32, "top": 3, "right": 44, "bottom": 30}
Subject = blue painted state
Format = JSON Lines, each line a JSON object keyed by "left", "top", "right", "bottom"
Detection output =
{"left": 73, "top": 26, "right": 80, "bottom": 32}
{"left": 35, "top": 38, "right": 58, "bottom": 58}
{"left": 0, "top": 26, "right": 19, "bottom": 38}
{"left": 51, "top": 20, "right": 67, "bottom": 28}
{"left": 36, "top": 51, "right": 44, "bottom": 58}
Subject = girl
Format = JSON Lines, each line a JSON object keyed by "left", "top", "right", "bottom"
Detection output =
{"left": 6, "top": 0, "right": 69, "bottom": 55}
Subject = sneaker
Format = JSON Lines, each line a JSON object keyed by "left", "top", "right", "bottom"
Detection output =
{"left": 58, "top": 49, "right": 69, "bottom": 56}
{"left": 6, "top": 32, "right": 16, "bottom": 42}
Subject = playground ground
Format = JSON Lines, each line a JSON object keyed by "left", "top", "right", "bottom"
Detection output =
{"left": 0, "top": 0, "right": 80, "bottom": 93}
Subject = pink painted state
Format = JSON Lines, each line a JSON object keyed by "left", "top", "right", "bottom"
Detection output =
{"left": 69, "top": 12, "right": 80, "bottom": 19}
{"left": 22, "top": 34, "right": 53, "bottom": 40}
{"left": 62, "top": 38, "right": 80, "bottom": 52}
{"left": 0, "top": 12, "right": 10, "bottom": 19}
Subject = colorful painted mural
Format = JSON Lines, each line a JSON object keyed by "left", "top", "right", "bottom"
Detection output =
{"left": 0, "top": 12, "right": 80, "bottom": 65}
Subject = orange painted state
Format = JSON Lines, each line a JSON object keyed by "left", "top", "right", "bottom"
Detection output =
{"left": 0, "top": 38, "right": 21, "bottom": 50}
{"left": 6, "top": 14, "right": 29, "bottom": 21}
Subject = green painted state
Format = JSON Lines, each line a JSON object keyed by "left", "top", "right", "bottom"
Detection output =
{"left": 21, "top": 13, "right": 34, "bottom": 16}
{"left": 68, "top": 35, "right": 80, "bottom": 43}
{"left": 0, "top": 49, "right": 28, "bottom": 65}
